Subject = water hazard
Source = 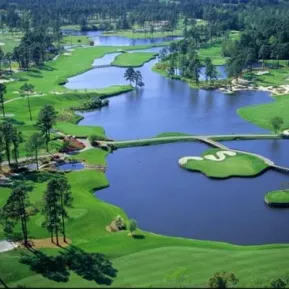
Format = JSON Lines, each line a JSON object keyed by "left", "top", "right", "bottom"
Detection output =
{"left": 66, "top": 32, "right": 289, "bottom": 244}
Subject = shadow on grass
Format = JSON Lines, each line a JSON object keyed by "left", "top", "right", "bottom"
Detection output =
{"left": 19, "top": 246, "right": 118, "bottom": 285}
{"left": 61, "top": 246, "right": 118, "bottom": 285}
{"left": 4, "top": 117, "right": 25, "bottom": 125}
{"left": 132, "top": 234, "right": 146, "bottom": 240}
{"left": 39, "top": 65, "right": 55, "bottom": 71}
{"left": 19, "top": 250, "right": 70, "bottom": 282}
{"left": 27, "top": 73, "right": 43, "bottom": 79}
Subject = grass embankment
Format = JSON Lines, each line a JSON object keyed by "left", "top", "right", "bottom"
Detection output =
{"left": 112, "top": 52, "right": 158, "bottom": 67}
{"left": 103, "top": 29, "right": 182, "bottom": 39}
{"left": 2, "top": 161, "right": 289, "bottom": 287}
{"left": 265, "top": 190, "right": 289, "bottom": 207}
{"left": 61, "top": 35, "right": 91, "bottom": 45}
{"left": 238, "top": 95, "right": 289, "bottom": 132}
{"left": 181, "top": 148, "right": 268, "bottom": 179}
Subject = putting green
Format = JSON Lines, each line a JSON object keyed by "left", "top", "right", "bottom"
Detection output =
{"left": 179, "top": 149, "right": 269, "bottom": 178}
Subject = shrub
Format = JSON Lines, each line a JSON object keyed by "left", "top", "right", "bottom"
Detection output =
{"left": 89, "top": 134, "right": 106, "bottom": 144}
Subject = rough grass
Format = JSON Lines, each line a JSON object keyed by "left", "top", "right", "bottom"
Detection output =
{"left": 238, "top": 95, "right": 289, "bottom": 132}
{"left": 112, "top": 52, "right": 158, "bottom": 67}
{"left": 265, "top": 190, "right": 289, "bottom": 206}
{"left": 182, "top": 149, "right": 268, "bottom": 178}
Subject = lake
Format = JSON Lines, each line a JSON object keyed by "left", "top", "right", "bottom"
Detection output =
{"left": 67, "top": 33, "right": 289, "bottom": 245}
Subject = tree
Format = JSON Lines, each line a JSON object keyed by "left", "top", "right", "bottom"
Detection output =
{"left": 128, "top": 219, "right": 137, "bottom": 236}
{"left": 42, "top": 177, "right": 73, "bottom": 245}
{"left": 205, "top": 57, "right": 218, "bottom": 83}
{"left": 270, "top": 116, "right": 284, "bottom": 133}
{"left": 6, "top": 52, "right": 13, "bottom": 73}
{"left": 134, "top": 70, "right": 144, "bottom": 87}
{"left": 1, "top": 122, "right": 13, "bottom": 166}
{"left": 36, "top": 104, "right": 57, "bottom": 152}
{"left": 124, "top": 67, "right": 135, "bottom": 85}
{"left": 26, "top": 133, "right": 44, "bottom": 170}
{"left": 11, "top": 127, "right": 23, "bottom": 170}
{"left": 20, "top": 83, "right": 34, "bottom": 122}
{"left": 43, "top": 178, "right": 62, "bottom": 245}
{"left": 0, "top": 48, "right": 4, "bottom": 73}
{"left": 1, "top": 183, "right": 32, "bottom": 246}
{"left": 58, "top": 177, "right": 73, "bottom": 243}
{"left": 270, "top": 278, "right": 286, "bottom": 289}
{"left": 207, "top": 272, "right": 239, "bottom": 288}
{"left": 0, "top": 83, "right": 7, "bottom": 118}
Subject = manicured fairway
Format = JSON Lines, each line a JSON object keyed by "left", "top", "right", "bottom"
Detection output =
{"left": 238, "top": 95, "right": 289, "bottom": 132}
{"left": 112, "top": 52, "right": 158, "bottom": 67}
{"left": 181, "top": 149, "right": 268, "bottom": 178}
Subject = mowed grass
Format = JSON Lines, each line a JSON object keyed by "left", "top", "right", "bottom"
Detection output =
{"left": 249, "top": 68, "right": 289, "bottom": 87}
{"left": 238, "top": 94, "right": 289, "bottom": 131}
{"left": 183, "top": 149, "right": 268, "bottom": 178}
{"left": 72, "top": 148, "right": 108, "bottom": 165}
{"left": 265, "top": 190, "right": 289, "bottom": 206}
{"left": 112, "top": 52, "right": 158, "bottom": 67}
{"left": 55, "top": 122, "right": 105, "bottom": 138}
{"left": 0, "top": 32, "right": 22, "bottom": 52}
{"left": 198, "top": 43, "right": 227, "bottom": 66}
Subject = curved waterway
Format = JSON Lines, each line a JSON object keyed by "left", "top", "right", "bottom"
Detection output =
{"left": 68, "top": 35, "right": 289, "bottom": 244}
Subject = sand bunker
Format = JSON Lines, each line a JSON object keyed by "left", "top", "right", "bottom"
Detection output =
{"left": 63, "top": 52, "right": 72, "bottom": 56}
{"left": 283, "top": 130, "right": 289, "bottom": 136}
{"left": 0, "top": 42, "right": 5, "bottom": 46}
{"left": 179, "top": 150, "right": 237, "bottom": 165}
{"left": 254, "top": 70, "right": 269, "bottom": 76}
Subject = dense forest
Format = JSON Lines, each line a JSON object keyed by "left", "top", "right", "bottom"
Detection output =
{"left": 0, "top": 0, "right": 288, "bottom": 72}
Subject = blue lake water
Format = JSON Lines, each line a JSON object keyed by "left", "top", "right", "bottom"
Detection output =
{"left": 66, "top": 33, "right": 289, "bottom": 245}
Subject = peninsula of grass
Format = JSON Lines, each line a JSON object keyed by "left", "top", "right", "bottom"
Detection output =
{"left": 265, "top": 190, "right": 289, "bottom": 207}
{"left": 112, "top": 52, "right": 158, "bottom": 67}
{"left": 181, "top": 148, "right": 268, "bottom": 179}
{"left": 238, "top": 94, "right": 289, "bottom": 132}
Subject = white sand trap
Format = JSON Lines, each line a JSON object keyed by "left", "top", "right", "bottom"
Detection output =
{"left": 254, "top": 70, "right": 269, "bottom": 76}
{"left": 63, "top": 52, "right": 71, "bottom": 56}
{"left": 283, "top": 130, "right": 289, "bottom": 136}
{"left": 0, "top": 42, "right": 5, "bottom": 46}
{"left": 204, "top": 151, "right": 236, "bottom": 162}
{"left": 179, "top": 156, "right": 203, "bottom": 165}
{"left": 0, "top": 240, "right": 17, "bottom": 252}
{"left": 179, "top": 150, "right": 237, "bottom": 165}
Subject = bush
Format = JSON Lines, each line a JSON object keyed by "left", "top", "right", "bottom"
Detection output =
{"left": 89, "top": 134, "right": 106, "bottom": 144}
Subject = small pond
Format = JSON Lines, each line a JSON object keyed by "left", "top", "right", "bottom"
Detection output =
{"left": 56, "top": 162, "right": 84, "bottom": 171}
{"left": 61, "top": 29, "right": 182, "bottom": 46}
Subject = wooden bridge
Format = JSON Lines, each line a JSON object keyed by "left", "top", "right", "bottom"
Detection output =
{"left": 272, "top": 165, "right": 289, "bottom": 174}
{"left": 92, "top": 64, "right": 112, "bottom": 69}
{"left": 196, "top": 136, "right": 229, "bottom": 150}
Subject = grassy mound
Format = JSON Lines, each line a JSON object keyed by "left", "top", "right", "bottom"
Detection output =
{"left": 238, "top": 95, "right": 289, "bottom": 132}
{"left": 181, "top": 149, "right": 268, "bottom": 179}
{"left": 265, "top": 190, "right": 289, "bottom": 207}
{"left": 112, "top": 52, "right": 158, "bottom": 67}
